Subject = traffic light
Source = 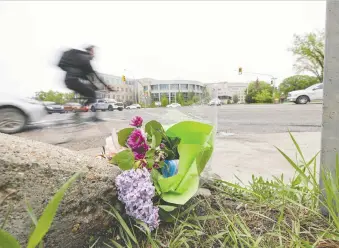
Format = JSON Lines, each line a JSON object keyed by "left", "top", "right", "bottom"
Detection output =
{"left": 122, "top": 75, "right": 126, "bottom": 82}
{"left": 238, "top": 67, "right": 243, "bottom": 75}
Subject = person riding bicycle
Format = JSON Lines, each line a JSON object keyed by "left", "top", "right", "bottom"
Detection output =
{"left": 59, "top": 45, "right": 111, "bottom": 122}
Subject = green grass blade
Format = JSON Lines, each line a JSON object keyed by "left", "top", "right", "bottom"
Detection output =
{"left": 275, "top": 147, "right": 310, "bottom": 183}
{"left": 0, "top": 229, "right": 21, "bottom": 248}
{"left": 289, "top": 132, "right": 306, "bottom": 164}
{"left": 89, "top": 238, "right": 100, "bottom": 248}
{"left": 105, "top": 206, "right": 137, "bottom": 244}
{"left": 27, "top": 172, "right": 81, "bottom": 248}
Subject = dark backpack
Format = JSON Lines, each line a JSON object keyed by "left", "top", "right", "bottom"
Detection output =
{"left": 57, "top": 49, "right": 87, "bottom": 72}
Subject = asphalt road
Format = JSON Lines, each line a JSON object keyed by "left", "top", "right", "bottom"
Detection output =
{"left": 15, "top": 104, "right": 322, "bottom": 151}
{"left": 36, "top": 103, "right": 322, "bottom": 133}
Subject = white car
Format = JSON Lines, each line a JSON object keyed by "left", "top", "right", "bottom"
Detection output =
{"left": 166, "top": 103, "right": 181, "bottom": 108}
{"left": 126, "top": 104, "right": 141, "bottom": 109}
{"left": 89, "top": 99, "right": 109, "bottom": 112}
{"left": 208, "top": 99, "right": 221, "bottom": 106}
{"left": 0, "top": 93, "right": 46, "bottom": 134}
{"left": 287, "top": 83, "right": 323, "bottom": 104}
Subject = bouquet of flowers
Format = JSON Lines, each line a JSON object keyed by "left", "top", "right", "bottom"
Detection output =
{"left": 102, "top": 116, "right": 215, "bottom": 230}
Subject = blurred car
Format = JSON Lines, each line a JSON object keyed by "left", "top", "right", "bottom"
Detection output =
{"left": 0, "top": 93, "right": 46, "bottom": 134}
{"left": 89, "top": 99, "right": 109, "bottom": 112}
{"left": 126, "top": 104, "right": 141, "bottom": 109}
{"left": 208, "top": 99, "right": 221, "bottom": 106}
{"left": 154, "top": 101, "right": 161, "bottom": 107}
{"left": 44, "top": 103, "right": 65, "bottom": 114}
{"left": 64, "top": 102, "right": 89, "bottom": 113}
{"left": 166, "top": 103, "right": 181, "bottom": 108}
{"left": 105, "top": 99, "right": 124, "bottom": 111}
{"left": 287, "top": 83, "right": 323, "bottom": 104}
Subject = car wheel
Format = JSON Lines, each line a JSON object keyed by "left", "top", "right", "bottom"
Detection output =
{"left": 296, "top": 95, "right": 309, "bottom": 104}
{"left": 108, "top": 105, "right": 114, "bottom": 111}
{"left": 0, "top": 107, "right": 27, "bottom": 134}
{"left": 91, "top": 106, "right": 96, "bottom": 112}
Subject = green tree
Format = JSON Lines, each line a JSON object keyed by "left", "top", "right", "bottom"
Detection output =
{"left": 35, "top": 90, "right": 74, "bottom": 104}
{"left": 279, "top": 75, "right": 319, "bottom": 96}
{"left": 176, "top": 92, "right": 184, "bottom": 105}
{"left": 201, "top": 87, "right": 211, "bottom": 103}
{"left": 253, "top": 89, "right": 272, "bottom": 103}
{"left": 161, "top": 94, "right": 169, "bottom": 107}
{"left": 289, "top": 30, "right": 325, "bottom": 82}
{"left": 232, "top": 94, "right": 239, "bottom": 104}
{"left": 245, "top": 81, "right": 273, "bottom": 104}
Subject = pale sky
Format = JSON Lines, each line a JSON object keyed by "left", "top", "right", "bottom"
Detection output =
{"left": 0, "top": 1, "right": 326, "bottom": 97}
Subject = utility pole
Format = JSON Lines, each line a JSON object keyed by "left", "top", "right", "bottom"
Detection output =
{"left": 320, "top": 0, "right": 339, "bottom": 216}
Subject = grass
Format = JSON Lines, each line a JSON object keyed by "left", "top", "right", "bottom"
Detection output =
{"left": 100, "top": 133, "right": 339, "bottom": 248}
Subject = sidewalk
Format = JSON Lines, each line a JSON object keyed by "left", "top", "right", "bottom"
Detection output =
{"left": 211, "top": 132, "right": 321, "bottom": 183}
{"left": 82, "top": 132, "right": 321, "bottom": 184}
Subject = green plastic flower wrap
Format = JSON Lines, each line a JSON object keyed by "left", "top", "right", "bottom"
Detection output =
{"left": 151, "top": 120, "right": 215, "bottom": 205}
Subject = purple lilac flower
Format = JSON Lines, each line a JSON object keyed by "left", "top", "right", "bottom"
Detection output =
{"left": 115, "top": 168, "right": 160, "bottom": 230}
{"left": 130, "top": 116, "right": 143, "bottom": 128}
{"left": 127, "top": 129, "right": 149, "bottom": 160}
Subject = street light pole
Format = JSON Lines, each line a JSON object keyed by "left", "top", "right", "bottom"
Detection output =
{"left": 320, "top": 0, "right": 339, "bottom": 216}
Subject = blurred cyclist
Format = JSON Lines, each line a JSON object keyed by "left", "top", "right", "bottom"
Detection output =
{"left": 58, "top": 45, "right": 111, "bottom": 122}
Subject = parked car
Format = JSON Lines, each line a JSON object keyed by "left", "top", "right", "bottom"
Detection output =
{"left": 106, "top": 99, "right": 124, "bottom": 111}
{"left": 208, "top": 99, "right": 221, "bottom": 106}
{"left": 287, "top": 83, "right": 323, "bottom": 104}
{"left": 89, "top": 99, "right": 109, "bottom": 112}
{"left": 44, "top": 102, "right": 65, "bottom": 114}
{"left": 126, "top": 104, "right": 141, "bottom": 109}
{"left": 63, "top": 102, "right": 89, "bottom": 113}
{"left": 0, "top": 93, "right": 46, "bottom": 134}
{"left": 113, "top": 102, "right": 124, "bottom": 111}
{"left": 154, "top": 101, "right": 161, "bottom": 107}
{"left": 166, "top": 103, "right": 181, "bottom": 108}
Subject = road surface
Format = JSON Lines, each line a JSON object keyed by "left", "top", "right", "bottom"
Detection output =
{"left": 14, "top": 104, "right": 322, "bottom": 183}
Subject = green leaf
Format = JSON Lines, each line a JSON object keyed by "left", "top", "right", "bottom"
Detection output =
{"left": 0, "top": 229, "right": 21, "bottom": 248}
{"left": 145, "top": 149, "right": 155, "bottom": 158}
{"left": 145, "top": 121, "right": 164, "bottom": 147}
{"left": 145, "top": 120, "right": 164, "bottom": 135}
{"left": 146, "top": 158, "right": 155, "bottom": 169}
{"left": 111, "top": 150, "right": 135, "bottom": 170}
{"left": 158, "top": 205, "right": 177, "bottom": 212}
{"left": 27, "top": 172, "right": 81, "bottom": 248}
{"left": 117, "top": 128, "right": 134, "bottom": 147}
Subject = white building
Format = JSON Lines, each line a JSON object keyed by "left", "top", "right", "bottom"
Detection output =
{"left": 92, "top": 73, "right": 139, "bottom": 103}
{"left": 205, "top": 82, "right": 248, "bottom": 103}
{"left": 139, "top": 78, "right": 205, "bottom": 103}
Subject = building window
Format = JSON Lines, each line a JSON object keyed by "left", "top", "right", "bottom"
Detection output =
{"left": 193, "top": 85, "right": 196, "bottom": 90}
{"left": 144, "top": 86, "right": 148, "bottom": 91}
{"left": 160, "top": 84, "right": 169, "bottom": 91}
{"left": 183, "top": 92, "right": 188, "bottom": 101}
{"left": 170, "top": 92, "right": 176, "bottom": 103}
{"left": 188, "top": 84, "right": 193, "bottom": 91}
{"left": 170, "top": 84, "right": 179, "bottom": 90}
{"left": 181, "top": 84, "right": 188, "bottom": 90}
{"left": 151, "top": 93, "right": 159, "bottom": 102}
{"left": 151, "top": 85, "right": 159, "bottom": 91}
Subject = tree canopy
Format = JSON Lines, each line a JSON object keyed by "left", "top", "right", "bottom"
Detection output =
{"left": 245, "top": 81, "right": 273, "bottom": 104}
{"left": 232, "top": 94, "right": 239, "bottom": 104}
{"left": 289, "top": 30, "right": 324, "bottom": 82}
{"left": 35, "top": 90, "right": 74, "bottom": 104}
{"left": 279, "top": 75, "right": 320, "bottom": 96}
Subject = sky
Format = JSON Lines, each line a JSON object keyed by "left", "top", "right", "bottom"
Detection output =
{"left": 0, "top": 1, "right": 326, "bottom": 97}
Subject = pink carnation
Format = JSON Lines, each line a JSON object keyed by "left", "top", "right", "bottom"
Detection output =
{"left": 130, "top": 116, "right": 143, "bottom": 128}
{"left": 127, "top": 129, "right": 149, "bottom": 160}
